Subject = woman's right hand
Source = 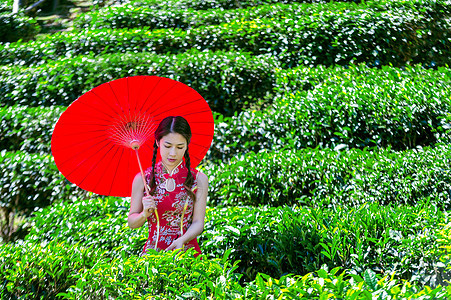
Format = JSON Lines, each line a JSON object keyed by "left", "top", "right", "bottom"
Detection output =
{"left": 142, "top": 195, "right": 157, "bottom": 218}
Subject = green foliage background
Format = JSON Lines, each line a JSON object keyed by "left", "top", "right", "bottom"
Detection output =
{"left": 1, "top": 0, "right": 451, "bottom": 299}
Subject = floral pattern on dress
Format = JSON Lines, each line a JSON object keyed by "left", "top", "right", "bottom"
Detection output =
{"left": 140, "top": 161, "right": 200, "bottom": 257}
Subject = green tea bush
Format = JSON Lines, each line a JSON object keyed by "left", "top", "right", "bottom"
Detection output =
{"left": 0, "top": 241, "right": 104, "bottom": 299}
{"left": 60, "top": 249, "right": 244, "bottom": 299}
{"left": 206, "top": 145, "right": 451, "bottom": 208}
{"left": 25, "top": 196, "right": 148, "bottom": 257}
{"left": 74, "top": 0, "right": 451, "bottom": 32}
{"left": 2, "top": 239, "right": 449, "bottom": 299}
{"left": 201, "top": 202, "right": 450, "bottom": 287}
{"left": 0, "top": 9, "right": 40, "bottom": 43}
{"left": 4, "top": 64, "right": 450, "bottom": 154}
{"left": 243, "top": 267, "right": 451, "bottom": 299}
{"left": 125, "top": 0, "right": 355, "bottom": 10}
{"left": 0, "top": 105, "right": 65, "bottom": 154}
{"left": 22, "top": 194, "right": 450, "bottom": 288}
{"left": 212, "top": 64, "right": 451, "bottom": 161}
{"left": 0, "top": 150, "right": 85, "bottom": 241}
{"left": 1, "top": 5, "right": 449, "bottom": 68}
{"left": 73, "top": 1, "right": 362, "bottom": 31}
{"left": 0, "top": 50, "right": 278, "bottom": 116}
{"left": 0, "top": 151, "right": 71, "bottom": 215}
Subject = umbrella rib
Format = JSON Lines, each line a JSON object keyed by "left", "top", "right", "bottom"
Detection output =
{"left": 138, "top": 76, "right": 163, "bottom": 113}
{"left": 71, "top": 101, "right": 115, "bottom": 123}
{"left": 143, "top": 81, "right": 182, "bottom": 115}
{"left": 108, "top": 147, "right": 125, "bottom": 195}
{"left": 63, "top": 139, "right": 112, "bottom": 177}
{"left": 150, "top": 98, "right": 206, "bottom": 118}
{"left": 53, "top": 132, "right": 109, "bottom": 153}
{"left": 77, "top": 143, "right": 118, "bottom": 188}
{"left": 127, "top": 77, "right": 131, "bottom": 114}
{"left": 145, "top": 88, "right": 192, "bottom": 116}
{"left": 134, "top": 77, "right": 145, "bottom": 113}
{"left": 54, "top": 129, "right": 111, "bottom": 138}
{"left": 190, "top": 142, "right": 212, "bottom": 149}
{"left": 90, "top": 90, "right": 122, "bottom": 119}
{"left": 177, "top": 109, "right": 213, "bottom": 118}
{"left": 92, "top": 146, "right": 121, "bottom": 193}
{"left": 108, "top": 82, "right": 126, "bottom": 115}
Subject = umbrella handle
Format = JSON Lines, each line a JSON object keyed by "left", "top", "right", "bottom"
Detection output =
{"left": 134, "top": 148, "right": 160, "bottom": 251}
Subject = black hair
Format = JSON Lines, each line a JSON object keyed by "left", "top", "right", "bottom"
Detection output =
{"left": 149, "top": 116, "right": 196, "bottom": 202}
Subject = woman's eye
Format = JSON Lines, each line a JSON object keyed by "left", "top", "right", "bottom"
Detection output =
{"left": 178, "top": 147, "right": 184, "bottom": 150}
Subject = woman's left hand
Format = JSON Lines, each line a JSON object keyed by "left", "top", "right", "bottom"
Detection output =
{"left": 166, "top": 238, "right": 185, "bottom": 251}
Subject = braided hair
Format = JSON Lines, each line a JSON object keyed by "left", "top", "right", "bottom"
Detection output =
{"left": 148, "top": 116, "right": 196, "bottom": 203}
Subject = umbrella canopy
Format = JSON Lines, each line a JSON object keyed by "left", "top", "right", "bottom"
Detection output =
{"left": 51, "top": 76, "right": 214, "bottom": 197}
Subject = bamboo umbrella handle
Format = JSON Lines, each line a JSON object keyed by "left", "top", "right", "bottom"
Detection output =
{"left": 134, "top": 148, "right": 160, "bottom": 251}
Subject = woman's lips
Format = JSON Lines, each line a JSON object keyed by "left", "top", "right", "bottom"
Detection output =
{"left": 168, "top": 158, "right": 176, "bottom": 163}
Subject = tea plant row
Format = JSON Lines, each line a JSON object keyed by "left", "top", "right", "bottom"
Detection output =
{"left": 74, "top": 0, "right": 447, "bottom": 32}
{"left": 0, "top": 3, "right": 40, "bottom": 43}
{"left": 107, "top": 0, "right": 358, "bottom": 11}
{"left": 3, "top": 142, "right": 451, "bottom": 229}
{"left": 4, "top": 240, "right": 450, "bottom": 299}
{"left": 213, "top": 64, "right": 451, "bottom": 160}
{"left": 1, "top": 3, "right": 449, "bottom": 68}
{"left": 0, "top": 50, "right": 277, "bottom": 116}
{"left": 1, "top": 196, "right": 449, "bottom": 297}
{"left": 2, "top": 61, "right": 450, "bottom": 156}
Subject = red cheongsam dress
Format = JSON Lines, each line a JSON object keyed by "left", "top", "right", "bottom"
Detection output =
{"left": 141, "top": 160, "right": 201, "bottom": 258}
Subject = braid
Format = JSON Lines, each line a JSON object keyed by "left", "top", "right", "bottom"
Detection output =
{"left": 149, "top": 141, "right": 158, "bottom": 196}
{"left": 184, "top": 148, "right": 196, "bottom": 203}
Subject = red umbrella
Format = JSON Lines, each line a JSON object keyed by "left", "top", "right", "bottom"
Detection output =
{"left": 51, "top": 76, "right": 214, "bottom": 197}
{"left": 52, "top": 76, "right": 214, "bottom": 251}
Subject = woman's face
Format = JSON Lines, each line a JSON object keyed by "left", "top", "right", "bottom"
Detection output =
{"left": 157, "top": 132, "right": 188, "bottom": 170}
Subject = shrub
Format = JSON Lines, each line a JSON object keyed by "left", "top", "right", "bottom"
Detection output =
{"left": 0, "top": 3, "right": 40, "bottom": 43}
{"left": 0, "top": 150, "right": 84, "bottom": 241}
{"left": 0, "top": 241, "right": 104, "bottom": 299}
{"left": 73, "top": 1, "right": 364, "bottom": 31}
{"left": 23, "top": 194, "right": 450, "bottom": 288}
{"left": 212, "top": 64, "right": 451, "bottom": 161}
{"left": 25, "top": 196, "right": 148, "bottom": 257}
{"left": 206, "top": 145, "right": 451, "bottom": 209}
{"left": 1, "top": 5, "right": 449, "bottom": 68}
{"left": 2, "top": 238, "right": 449, "bottom": 299}
{"left": 125, "top": 0, "right": 353, "bottom": 10}
{"left": 0, "top": 50, "right": 279, "bottom": 116}
{"left": 0, "top": 105, "right": 65, "bottom": 154}
{"left": 201, "top": 201, "right": 450, "bottom": 287}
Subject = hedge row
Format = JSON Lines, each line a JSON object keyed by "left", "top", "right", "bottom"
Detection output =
{"left": 125, "top": 0, "right": 360, "bottom": 11}
{"left": 25, "top": 195, "right": 148, "bottom": 258}
{"left": 3, "top": 239, "right": 450, "bottom": 299}
{"left": 0, "top": 5, "right": 40, "bottom": 43}
{"left": 202, "top": 203, "right": 450, "bottom": 286}
{"left": 0, "top": 105, "right": 65, "bottom": 154}
{"left": 0, "top": 50, "right": 278, "bottom": 116}
{"left": 73, "top": 1, "right": 374, "bottom": 31}
{"left": 3, "top": 63, "right": 450, "bottom": 154}
{"left": 213, "top": 64, "right": 451, "bottom": 160}
{"left": 206, "top": 144, "right": 451, "bottom": 209}
{"left": 4, "top": 142, "right": 451, "bottom": 225}
{"left": 74, "top": 0, "right": 451, "bottom": 31}
{"left": 1, "top": 5, "right": 449, "bottom": 68}
{"left": 74, "top": 2, "right": 312, "bottom": 31}
{"left": 23, "top": 196, "right": 451, "bottom": 288}
{"left": 0, "top": 150, "right": 84, "bottom": 219}
{"left": 0, "top": 241, "right": 243, "bottom": 299}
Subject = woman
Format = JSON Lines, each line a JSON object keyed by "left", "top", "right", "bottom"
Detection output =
{"left": 127, "top": 116, "right": 208, "bottom": 258}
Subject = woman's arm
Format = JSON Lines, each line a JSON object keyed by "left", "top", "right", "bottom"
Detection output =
{"left": 128, "top": 173, "right": 149, "bottom": 228}
{"left": 166, "top": 171, "right": 208, "bottom": 250}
